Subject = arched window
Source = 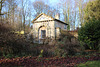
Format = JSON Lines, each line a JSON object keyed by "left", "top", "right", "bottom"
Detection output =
{"left": 41, "top": 30, "right": 46, "bottom": 38}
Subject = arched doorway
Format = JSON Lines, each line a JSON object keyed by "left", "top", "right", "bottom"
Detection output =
{"left": 38, "top": 26, "right": 47, "bottom": 43}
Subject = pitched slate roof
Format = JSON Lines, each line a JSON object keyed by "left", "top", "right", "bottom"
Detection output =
{"left": 32, "top": 13, "right": 68, "bottom": 25}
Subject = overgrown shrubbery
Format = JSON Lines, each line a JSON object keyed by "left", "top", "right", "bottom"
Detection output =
{"left": 0, "top": 23, "right": 32, "bottom": 58}
{"left": 0, "top": 23, "right": 55, "bottom": 58}
{"left": 0, "top": 22, "right": 89, "bottom": 58}
{"left": 55, "top": 36, "right": 84, "bottom": 56}
{"left": 37, "top": 35, "right": 84, "bottom": 57}
{"left": 78, "top": 19, "right": 100, "bottom": 50}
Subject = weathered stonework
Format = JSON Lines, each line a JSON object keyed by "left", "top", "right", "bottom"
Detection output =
{"left": 32, "top": 13, "right": 68, "bottom": 43}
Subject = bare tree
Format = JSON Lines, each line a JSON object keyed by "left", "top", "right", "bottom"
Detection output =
{"left": 74, "top": 0, "right": 85, "bottom": 27}
{"left": 33, "top": 0, "right": 58, "bottom": 18}
{"left": 0, "top": 0, "right": 4, "bottom": 15}
{"left": 20, "top": 0, "right": 29, "bottom": 33}
{"left": 19, "top": 0, "right": 32, "bottom": 33}
{"left": 59, "top": 0, "right": 72, "bottom": 30}
{"left": 0, "top": 0, "right": 6, "bottom": 22}
{"left": 33, "top": 0, "right": 45, "bottom": 17}
{"left": 4, "top": 0, "right": 18, "bottom": 26}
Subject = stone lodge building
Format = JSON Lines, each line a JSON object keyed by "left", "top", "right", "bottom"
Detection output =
{"left": 32, "top": 13, "right": 68, "bottom": 43}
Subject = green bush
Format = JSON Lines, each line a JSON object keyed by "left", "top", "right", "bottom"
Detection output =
{"left": 78, "top": 19, "right": 100, "bottom": 50}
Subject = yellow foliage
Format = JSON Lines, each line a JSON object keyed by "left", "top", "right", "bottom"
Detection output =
{"left": 20, "top": 31, "right": 24, "bottom": 34}
{"left": 15, "top": 30, "right": 24, "bottom": 34}
{"left": 40, "top": 49, "right": 43, "bottom": 53}
{"left": 15, "top": 31, "right": 20, "bottom": 34}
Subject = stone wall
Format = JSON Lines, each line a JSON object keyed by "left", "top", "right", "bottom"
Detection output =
{"left": 33, "top": 21, "right": 55, "bottom": 43}
{"left": 55, "top": 21, "right": 67, "bottom": 31}
{"left": 32, "top": 14, "right": 67, "bottom": 43}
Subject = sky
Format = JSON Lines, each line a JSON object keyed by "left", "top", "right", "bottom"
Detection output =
{"left": 30, "top": 0, "right": 60, "bottom": 7}
{"left": 29, "top": 0, "right": 88, "bottom": 29}
{"left": 30, "top": 0, "right": 88, "bottom": 6}
{"left": 2, "top": 0, "right": 92, "bottom": 30}
{"left": 31, "top": 0, "right": 60, "bottom": 3}
{"left": 14, "top": 0, "right": 89, "bottom": 29}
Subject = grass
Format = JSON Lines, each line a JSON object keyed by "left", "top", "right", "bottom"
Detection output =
{"left": 77, "top": 61, "right": 100, "bottom": 67}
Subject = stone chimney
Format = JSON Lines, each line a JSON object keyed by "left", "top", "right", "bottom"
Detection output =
{"left": 55, "top": 13, "right": 60, "bottom": 19}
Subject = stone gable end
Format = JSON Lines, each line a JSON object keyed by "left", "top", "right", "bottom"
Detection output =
{"left": 35, "top": 15, "right": 53, "bottom": 22}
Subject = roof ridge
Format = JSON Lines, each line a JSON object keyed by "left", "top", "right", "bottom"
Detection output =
{"left": 32, "top": 13, "right": 68, "bottom": 25}
{"left": 32, "top": 13, "right": 54, "bottom": 23}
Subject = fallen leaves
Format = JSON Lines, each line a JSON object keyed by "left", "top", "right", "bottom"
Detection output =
{"left": 0, "top": 53, "right": 100, "bottom": 67}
